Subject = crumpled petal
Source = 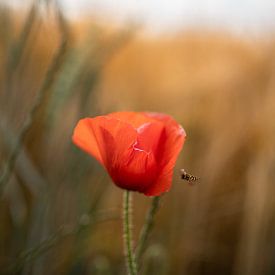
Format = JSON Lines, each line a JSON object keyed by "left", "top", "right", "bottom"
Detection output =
{"left": 72, "top": 118, "right": 104, "bottom": 164}
{"left": 143, "top": 113, "right": 186, "bottom": 196}
{"left": 110, "top": 148, "right": 157, "bottom": 192}
{"left": 135, "top": 121, "right": 164, "bottom": 153}
{"left": 72, "top": 116, "right": 137, "bottom": 166}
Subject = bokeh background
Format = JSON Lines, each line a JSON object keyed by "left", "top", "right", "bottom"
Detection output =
{"left": 1, "top": 0, "right": 275, "bottom": 274}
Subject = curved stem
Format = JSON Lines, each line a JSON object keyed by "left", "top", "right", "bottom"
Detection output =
{"left": 123, "top": 191, "right": 137, "bottom": 275}
{"left": 135, "top": 196, "right": 161, "bottom": 264}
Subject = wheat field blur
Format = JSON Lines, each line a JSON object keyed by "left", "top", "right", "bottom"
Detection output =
{"left": 1, "top": 2, "right": 275, "bottom": 275}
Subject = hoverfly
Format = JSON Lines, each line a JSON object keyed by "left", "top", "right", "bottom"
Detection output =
{"left": 180, "top": 169, "right": 200, "bottom": 185}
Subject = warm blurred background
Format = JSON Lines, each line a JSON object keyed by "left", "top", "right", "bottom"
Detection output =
{"left": 1, "top": 0, "right": 275, "bottom": 274}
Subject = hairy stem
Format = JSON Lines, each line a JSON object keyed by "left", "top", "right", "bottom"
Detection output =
{"left": 123, "top": 191, "right": 137, "bottom": 275}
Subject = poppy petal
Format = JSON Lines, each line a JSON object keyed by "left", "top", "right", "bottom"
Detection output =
{"left": 72, "top": 117, "right": 137, "bottom": 168}
{"left": 144, "top": 112, "right": 186, "bottom": 136}
{"left": 135, "top": 121, "right": 164, "bottom": 153}
{"left": 72, "top": 118, "right": 104, "bottom": 164}
{"left": 143, "top": 113, "right": 186, "bottom": 196}
{"left": 110, "top": 148, "right": 157, "bottom": 192}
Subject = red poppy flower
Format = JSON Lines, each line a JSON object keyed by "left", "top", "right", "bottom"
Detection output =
{"left": 72, "top": 112, "right": 186, "bottom": 196}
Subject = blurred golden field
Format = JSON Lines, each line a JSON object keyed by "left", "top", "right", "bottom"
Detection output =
{"left": 1, "top": 3, "right": 275, "bottom": 275}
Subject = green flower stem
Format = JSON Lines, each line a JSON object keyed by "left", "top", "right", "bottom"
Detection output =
{"left": 123, "top": 191, "right": 137, "bottom": 275}
{"left": 135, "top": 196, "right": 161, "bottom": 264}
